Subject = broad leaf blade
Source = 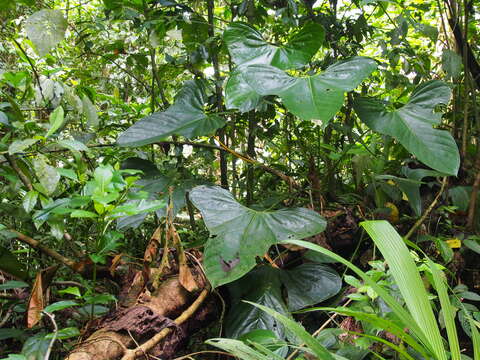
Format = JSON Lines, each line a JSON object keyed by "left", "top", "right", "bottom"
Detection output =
{"left": 282, "top": 263, "right": 341, "bottom": 311}
{"left": 243, "top": 57, "right": 376, "bottom": 126}
{"left": 190, "top": 185, "right": 326, "bottom": 287}
{"left": 117, "top": 81, "right": 224, "bottom": 147}
{"left": 224, "top": 22, "right": 324, "bottom": 70}
{"left": 25, "top": 9, "right": 67, "bottom": 57}
{"left": 355, "top": 81, "right": 459, "bottom": 175}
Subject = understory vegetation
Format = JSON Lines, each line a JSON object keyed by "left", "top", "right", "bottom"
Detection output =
{"left": 1, "top": 0, "right": 480, "bottom": 359}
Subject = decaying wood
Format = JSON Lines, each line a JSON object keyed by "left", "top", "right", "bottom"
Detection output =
{"left": 66, "top": 276, "right": 211, "bottom": 360}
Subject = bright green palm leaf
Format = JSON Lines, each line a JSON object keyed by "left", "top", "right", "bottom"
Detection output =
{"left": 242, "top": 57, "right": 376, "bottom": 126}
{"left": 189, "top": 185, "right": 326, "bottom": 287}
{"left": 427, "top": 258, "right": 460, "bottom": 360}
{"left": 117, "top": 80, "right": 224, "bottom": 147}
{"left": 284, "top": 238, "right": 435, "bottom": 357}
{"left": 244, "top": 301, "right": 336, "bottom": 360}
{"left": 224, "top": 22, "right": 325, "bottom": 70}
{"left": 361, "top": 221, "right": 447, "bottom": 360}
{"left": 355, "top": 81, "right": 459, "bottom": 175}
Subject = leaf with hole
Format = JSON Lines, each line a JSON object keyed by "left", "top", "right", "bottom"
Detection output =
{"left": 190, "top": 185, "right": 326, "bottom": 287}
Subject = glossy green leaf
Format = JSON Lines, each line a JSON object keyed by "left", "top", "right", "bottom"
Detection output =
{"left": 355, "top": 81, "right": 459, "bottom": 175}
{"left": 0, "top": 111, "right": 10, "bottom": 126}
{"left": 56, "top": 139, "right": 89, "bottom": 152}
{"left": 8, "top": 139, "right": 39, "bottom": 155}
{"left": 224, "top": 22, "right": 324, "bottom": 70}
{"left": 117, "top": 80, "right": 224, "bottom": 147}
{"left": 464, "top": 237, "right": 480, "bottom": 255}
{"left": 361, "top": 221, "right": 447, "bottom": 360}
{"left": 57, "top": 168, "right": 78, "bottom": 181}
{"left": 282, "top": 263, "right": 341, "bottom": 311}
{"left": 206, "top": 338, "right": 273, "bottom": 360}
{"left": 45, "top": 106, "right": 64, "bottom": 138}
{"left": 448, "top": 186, "right": 470, "bottom": 212}
{"left": 225, "top": 69, "right": 263, "bottom": 112}
{"left": 44, "top": 300, "right": 79, "bottom": 313}
{"left": 70, "top": 210, "right": 97, "bottom": 218}
{"left": 33, "top": 155, "right": 60, "bottom": 195}
{"left": 23, "top": 190, "right": 38, "bottom": 213}
{"left": 0, "top": 280, "right": 29, "bottom": 290}
{"left": 25, "top": 10, "right": 67, "bottom": 57}
{"left": 226, "top": 263, "right": 340, "bottom": 339}
{"left": 226, "top": 267, "right": 288, "bottom": 339}
{"left": 428, "top": 258, "right": 460, "bottom": 360}
{"left": 21, "top": 333, "right": 49, "bottom": 360}
{"left": 190, "top": 185, "right": 326, "bottom": 287}
{"left": 0, "top": 328, "right": 25, "bottom": 341}
{"left": 242, "top": 57, "right": 376, "bottom": 126}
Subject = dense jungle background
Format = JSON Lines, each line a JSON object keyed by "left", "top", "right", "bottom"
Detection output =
{"left": 1, "top": 0, "right": 480, "bottom": 359}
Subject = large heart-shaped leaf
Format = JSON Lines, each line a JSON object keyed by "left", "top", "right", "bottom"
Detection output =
{"left": 282, "top": 263, "right": 341, "bottom": 311}
{"left": 25, "top": 9, "right": 67, "bottom": 57}
{"left": 354, "top": 81, "right": 459, "bottom": 175}
{"left": 226, "top": 263, "right": 341, "bottom": 338}
{"left": 189, "top": 185, "right": 326, "bottom": 287}
{"left": 225, "top": 69, "right": 263, "bottom": 113}
{"left": 226, "top": 266, "right": 288, "bottom": 339}
{"left": 117, "top": 80, "right": 225, "bottom": 147}
{"left": 241, "top": 57, "right": 376, "bottom": 126}
{"left": 224, "top": 22, "right": 325, "bottom": 70}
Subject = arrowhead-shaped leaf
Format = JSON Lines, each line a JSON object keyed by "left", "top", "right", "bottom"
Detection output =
{"left": 117, "top": 80, "right": 225, "bottom": 147}
{"left": 241, "top": 57, "right": 376, "bottom": 126}
{"left": 355, "top": 80, "right": 459, "bottom": 175}
{"left": 224, "top": 22, "right": 325, "bottom": 70}
{"left": 189, "top": 185, "right": 326, "bottom": 287}
{"left": 25, "top": 9, "right": 67, "bottom": 57}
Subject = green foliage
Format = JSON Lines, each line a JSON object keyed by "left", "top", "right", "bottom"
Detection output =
{"left": 190, "top": 185, "right": 326, "bottom": 287}
{"left": 355, "top": 81, "right": 460, "bottom": 175}
{"left": 1, "top": 0, "right": 478, "bottom": 358}
{"left": 117, "top": 80, "right": 225, "bottom": 146}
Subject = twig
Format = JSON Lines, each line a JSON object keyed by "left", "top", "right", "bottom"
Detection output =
{"left": 405, "top": 177, "right": 448, "bottom": 240}
{"left": 121, "top": 288, "right": 210, "bottom": 360}
{"left": 215, "top": 136, "right": 300, "bottom": 189}
{"left": 43, "top": 311, "right": 58, "bottom": 360}
{"left": 11, "top": 230, "right": 76, "bottom": 269}
{"left": 11, "top": 38, "right": 46, "bottom": 103}
{"left": 0, "top": 303, "right": 15, "bottom": 327}
{"left": 5, "top": 154, "right": 33, "bottom": 190}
